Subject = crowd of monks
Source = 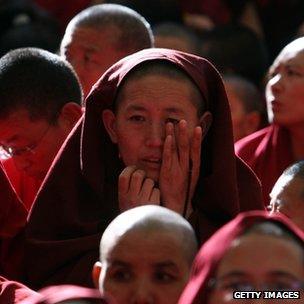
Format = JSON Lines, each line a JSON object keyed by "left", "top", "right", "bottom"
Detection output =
{"left": 0, "top": 2, "right": 304, "bottom": 304}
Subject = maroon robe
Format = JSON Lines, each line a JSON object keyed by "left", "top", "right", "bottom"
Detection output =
{"left": 0, "top": 276, "right": 37, "bottom": 304}
{"left": 235, "top": 125, "right": 294, "bottom": 206}
{"left": 0, "top": 163, "right": 28, "bottom": 280}
{"left": 20, "top": 285, "right": 110, "bottom": 304}
{"left": 178, "top": 210, "right": 304, "bottom": 303}
{"left": 24, "top": 49, "right": 263, "bottom": 289}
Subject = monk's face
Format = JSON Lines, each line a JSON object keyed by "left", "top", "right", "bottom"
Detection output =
{"left": 99, "top": 229, "right": 191, "bottom": 304}
{"left": 103, "top": 74, "right": 202, "bottom": 182}
{"left": 0, "top": 108, "right": 75, "bottom": 180}
{"left": 269, "top": 176, "right": 304, "bottom": 231}
{"left": 61, "top": 26, "right": 125, "bottom": 97}
{"left": 266, "top": 40, "right": 304, "bottom": 127}
{"left": 208, "top": 234, "right": 304, "bottom": 304}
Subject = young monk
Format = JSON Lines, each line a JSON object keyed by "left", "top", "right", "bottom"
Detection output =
{"left": 93, "top": 205, "right": 198, "bottom": 304}
{"left": 0, "top": 48, "right": 83, "bottom": 210}
{"left": 236, "top": 37, "right": 304, "bottom": 205}
{"left": 179, "top": 211, "right": 304, "bottom": 304}
{"left": 24, "top": 48, "right": 263, "bottom": 289}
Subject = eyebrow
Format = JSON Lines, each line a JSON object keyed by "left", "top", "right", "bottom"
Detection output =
{"left": 268, "top": 271, "right": 301, "bottom": 280}
{"left": 108, "top": 260, "right": 131, "bottom": 268}
{"left": 125, "top": 104, "right": 186, "bottom": 114}
{"left": 153, "top": 261, "right": 179, "bottom": 269}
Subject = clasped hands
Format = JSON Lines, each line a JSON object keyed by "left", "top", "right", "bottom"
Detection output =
{"left": 118, "top": 120, "right": 202, "bottom": 217}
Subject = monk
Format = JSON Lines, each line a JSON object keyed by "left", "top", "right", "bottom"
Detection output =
{"left": 0, "top": 48, "right": 83, "bottom": 210}
{"left": 60, "top": 3, "right": 154, "bottom": 97}
{"left": 236, "top": 37, "right": 304, "bottom": 205}
{"left": 24, "top": 49, "right": 263, "bottom": 289}
{"left": 179, "top": 211, "right": 304, "bottom": 304}
{"left": 269, "top": 160, "right": 304, "bottom": 231}
{"left": 93, "top": 205, "right": 198, "bottom": 304}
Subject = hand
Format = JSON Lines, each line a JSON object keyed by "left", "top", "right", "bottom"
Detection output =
{"left": 118, "top": 166, "right": 160, "bottom": 211}
{"left": 159, "top": 120, "right": 202, "bottom": 217}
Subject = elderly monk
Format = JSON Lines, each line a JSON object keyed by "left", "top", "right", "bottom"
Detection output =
{"left": 60, "top": 3, "right": 154, "bottom": 97}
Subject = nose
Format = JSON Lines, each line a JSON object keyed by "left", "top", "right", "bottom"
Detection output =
{"left": 131, "top": 279, "right": 155, "bottom": 304}
{"left": 145, "top": 123, "right": 165, "bottom": 148}
{"left": 268, "top": 73, "right": 284, "bottom": 95}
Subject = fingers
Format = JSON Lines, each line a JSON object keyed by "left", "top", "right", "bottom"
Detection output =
{"left": 189, "top": 126, "right": 203, "bottom": 196}
{"left": 119, "top": 166, "right": 137, "bottom": 194}
{"left": 129, "top": 169, "right": 146, "bottom": 197}
{"left": 119, "top": 166, "right": 160, "bottom": 210}
{"left": 177, "top": 120, "right": 190, "bottom": 168}
{"left": 150, "top": 188, "right": 160, "bottom": 203}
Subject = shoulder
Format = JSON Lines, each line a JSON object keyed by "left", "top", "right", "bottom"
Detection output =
{"left": 234, "top": 126, "right": 272, "bottom": 159}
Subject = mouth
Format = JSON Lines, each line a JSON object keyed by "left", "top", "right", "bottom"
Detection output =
{"left": 141, "top": 158, "right": 162, "bottom": 168}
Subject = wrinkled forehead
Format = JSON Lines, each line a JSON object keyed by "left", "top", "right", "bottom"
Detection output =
{"left": 112, "top": 57, "right": 207, "bottom": 111}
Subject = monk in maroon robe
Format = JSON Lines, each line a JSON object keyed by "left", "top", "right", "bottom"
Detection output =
{"left": 179, "top": 211, "right": 304, "bottom": 304}
{"left": 24, "top": 48, "right": 263, "bottom": 289}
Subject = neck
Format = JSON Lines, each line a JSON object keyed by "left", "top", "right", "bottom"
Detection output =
{"left": 287, "top": 124, "right": 304, "bottom": 160}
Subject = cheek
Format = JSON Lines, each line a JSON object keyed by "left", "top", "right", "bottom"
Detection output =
{"left": 103, "top": 280, "right": 129, "bottom": 300}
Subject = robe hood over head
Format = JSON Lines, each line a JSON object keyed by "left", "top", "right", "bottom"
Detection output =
{"left": 178, "top": 210, "right": 304, "bottom": 304}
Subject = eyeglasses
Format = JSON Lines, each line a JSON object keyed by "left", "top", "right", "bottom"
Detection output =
{"left": 0, "top": 124, "right": 52, "bottom": 158}
{"left": 208, "top": 277, "right": 304, "bottom": 293}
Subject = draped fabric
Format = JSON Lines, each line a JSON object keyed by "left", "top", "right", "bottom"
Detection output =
{"left": 235, "top": 125, "right": 294, "bottom": 206}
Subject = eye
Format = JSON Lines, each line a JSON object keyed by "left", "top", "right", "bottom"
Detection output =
{"left": 286, "top": 68, "right": 302, "bottom": 77}
{"left": 129, "top": 115, "right": 145, "bottom": 122}
{"left": 111, "top": 269, "right": 133, "bottom": 282}
{"left": 154, "top": 271, "right": 176, "bottom": 283}
{"left": 165, "top": 118, "right": 180, "bottom": 125}
{"left": 222, "top": 281, "right": 253, "bottom": 292}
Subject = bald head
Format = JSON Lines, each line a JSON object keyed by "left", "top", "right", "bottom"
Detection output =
{"left": 94, "top": 206, "right": 198, "bottom": 303}
{"left": 100, "top": 205, "right": 198, "bottom": 265}
{"left": 60, "top": 4, "right": 153, "bottom": 96}
{"left": 269, "top": 161, "right": 304, "bottom": 231}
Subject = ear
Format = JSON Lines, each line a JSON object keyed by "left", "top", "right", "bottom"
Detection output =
{"left": 199, "top": 111, "right": 213, "bottom": 138}
{"left": 102, "top": 109, "right": 118, "bottom": 143}
{"left": 244, "top": 111, "right": 261, "bottom": 136}
{"left": 57, "top": 102, "right": 83, "bottom": 131}
{"left": 92, "top": 261, "right": 102, "bottom": 289}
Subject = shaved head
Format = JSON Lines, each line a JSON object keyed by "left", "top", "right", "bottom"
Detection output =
{"left": 100, "top": 205, "right": 198, "bottom": 265}
{"left": 95, "top": 205, "right": 198, "bottom": 303}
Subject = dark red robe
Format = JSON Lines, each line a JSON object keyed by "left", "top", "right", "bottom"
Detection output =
{"left": 0, "top": 276, "right": 37, "bottom": 304}
{"left": 20, "top": 285, "right": 110, "bottom": 304}
{"left": 235, "top": 125, "right": 294, "bottom": 206}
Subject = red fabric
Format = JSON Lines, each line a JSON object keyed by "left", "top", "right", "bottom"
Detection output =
{"left": 0, "top": 162, "right": 27, "bottom": 239}
{"left": 24, "top": 49, "right": 263, "bottom": 289}
{"left": 0, "top": 276, "right": 37, "bottom": 304}
{"left": 0, "top": 163, "right": 27, "bottom": 281}
{"left": 2, "top": 159, "right": 41, "bottom": 211}
{"left": 178, "top": 210, "right": 304, "bottom": 303}
{"left": 235, "top": 125, "right": 294, "bottom": 206}
{"left": 20, "top": 285, "right": 110, "bottom": 304}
